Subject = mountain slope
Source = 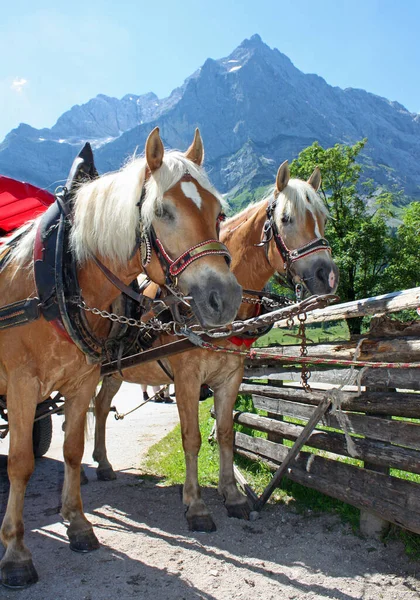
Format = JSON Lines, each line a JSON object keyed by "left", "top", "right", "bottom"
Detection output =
{"left": 1, "top": 34, "right": 419, "bottom": 199}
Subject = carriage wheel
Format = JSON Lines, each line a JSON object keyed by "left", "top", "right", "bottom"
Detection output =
{"left": 32, "top": 415, "right": 53, "bottom": 458}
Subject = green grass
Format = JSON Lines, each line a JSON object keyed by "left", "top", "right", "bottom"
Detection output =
{"left": 254, "top": 320, "right": 350, "bottom": 347}
{"left": 144, "top": 398, "right": 220, "bottom": 487}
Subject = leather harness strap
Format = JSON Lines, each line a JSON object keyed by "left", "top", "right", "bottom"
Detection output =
{"left": 154, "top": 238, "right": 231, "bottom": 278}
{"left": 257, "top": 195, "right": 331, "bottom": 291}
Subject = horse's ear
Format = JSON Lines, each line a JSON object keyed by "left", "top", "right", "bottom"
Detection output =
{"left": 185, "top": 128, "right": 204, "bottom": 166}
{"left": 146, "top": 127, "right": 164, "bottom": 172}
{"left": 65, "top": 142, "right": 98, "bottom": 192}
{"left": 308, "top": 166, "right": 321, "bottom": 191}
{"left": 276, "top": 160, "right": 290, "bottom": 193}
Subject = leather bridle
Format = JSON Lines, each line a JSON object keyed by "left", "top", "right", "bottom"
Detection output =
{"left": 257, "top": 194, "right": 331, "bottom": 297}
{"left": 94, "top": 173, "right": 231, "bottom": 304}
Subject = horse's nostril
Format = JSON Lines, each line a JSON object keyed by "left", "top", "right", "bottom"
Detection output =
{"left": 316, "top": 267, "right": 327, "bottom": 284}
{"left": 209, "top": 290, "right": 222, "bottom": 313}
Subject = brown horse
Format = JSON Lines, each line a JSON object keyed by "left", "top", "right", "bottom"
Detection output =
{"left": 93, "top": 160, "right": 339, "bottom": 532}
{"left": 0, "top": 128, "right": 242, "bottom": 588}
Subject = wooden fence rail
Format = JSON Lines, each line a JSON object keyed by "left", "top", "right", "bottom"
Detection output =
{"left": 230, "top": 287, "right": 420, "bottom": 537}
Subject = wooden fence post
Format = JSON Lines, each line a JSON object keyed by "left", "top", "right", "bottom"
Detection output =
{"left": 359, "top": 385, "right": 392, "bottom": 538}
{"left": 267, "top": 380, "right": 284, "bottom": 444}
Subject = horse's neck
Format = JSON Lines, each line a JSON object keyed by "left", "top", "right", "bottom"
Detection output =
{"left": 77, "top": 256, "right": 143, "bottom": 336}
{"left": 221, "top": 201, "right": 275, "bottom": 320}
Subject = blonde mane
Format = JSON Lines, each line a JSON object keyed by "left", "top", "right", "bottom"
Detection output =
{"left": 225, "top": 179, "right": 328, "bottom": 232}
{"left": 272, "top": 179, "right": 328, "bottom": 225}
{"left": 9, "top": 150, "right": 226, "bottom": 268}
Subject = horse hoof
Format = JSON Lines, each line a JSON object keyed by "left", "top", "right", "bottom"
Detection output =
{"left": 80, "top": 468, "right": 89, "bottom": 486}
{"left": 225, "top": 501, "right": 251, "bottom": 520}
{"left": 187, "top": 514, "right": 217, "bottom": 533}
{"left": 69, "top": 529, "right": 100, "bottom": 553}
{"left": 97, "top": 467, "right": 117, "bottom": 481}
{"left": 1, "top": 559, "right": 39, "bottom": 588}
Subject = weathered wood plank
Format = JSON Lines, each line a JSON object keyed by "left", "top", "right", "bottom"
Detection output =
{"left": 252, "top": 394, "right": 420, "bottom": 449}
{"left": 240, "top": 383, "right": 420, "bottom": 418}
{"left": 273, "top": 286, "right": 420, "bottom": 327}
{"left": 243, "top": 367, "right": 420, "bottom": 391}
{"left": 244, "top": 367, "right": 351, "bottom": 385}
{"left": 233, "top": 411, "right": 420, "bottom": 474}
{"left": 255, "top": 337, "right": 420, "bottom": 363}
{"left": 234, "top": 433, "right": 420, "bottom": 534}
{"left": 254, "top": 396, "right": 332, "bottom": 510}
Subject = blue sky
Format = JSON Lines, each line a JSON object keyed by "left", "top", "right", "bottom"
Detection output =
{"left": 1, "top": 0, "right": 419, "bottom": 141}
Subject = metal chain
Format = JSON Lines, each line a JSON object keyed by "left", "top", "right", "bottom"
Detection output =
{"left": 297, "top": 313, "right": 311, "bottom": 392}
{"left": 78, "top": 294, "right": 336, "bottom": 350}
{"left": 202, "top": 294, "right": 335, "bottom": 339}
{"left": 77, "top": 300, "right": 176, "bottom": 334}
{"left": 241, "top": 295, "right": 294, "bottom": 311}
{"left": 113, "top": 385, "right": 170, "bottom": 420}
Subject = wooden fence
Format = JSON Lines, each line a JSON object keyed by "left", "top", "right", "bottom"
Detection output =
{"left": 233, "top": 286, "right": 420, "bottom": 536}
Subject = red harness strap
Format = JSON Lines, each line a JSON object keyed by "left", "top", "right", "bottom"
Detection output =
{"left": 229, "top": 336, "right": 257, "bottom": 348}
{"left": 228, "top": 303, "right": 261, "bottom": 348}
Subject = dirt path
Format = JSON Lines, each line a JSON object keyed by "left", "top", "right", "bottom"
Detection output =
{"left": 1, "top": 381, "right": 419, "bottom": 599}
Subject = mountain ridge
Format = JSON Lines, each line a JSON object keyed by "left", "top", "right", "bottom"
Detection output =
{"left": 1, "top": 34, "right": 419, "bottom": 200}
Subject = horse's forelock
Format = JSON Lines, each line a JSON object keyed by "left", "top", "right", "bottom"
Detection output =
{"left": 141, "top": 152, "right": 226, "bottom": 229}
{"left": 274, "top": 179, "right": 328, "bottom": 227}
{"left": 70, "top": 151, "right": 224, "bottom": 265}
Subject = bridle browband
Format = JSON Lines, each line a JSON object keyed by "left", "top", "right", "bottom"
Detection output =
{"left": 257, "top": 193, "right": 331, "bottom": 297}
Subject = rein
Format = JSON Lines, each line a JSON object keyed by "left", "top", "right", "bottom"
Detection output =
{"left": 257, "top": 194, "right": 331, "bottom": 297}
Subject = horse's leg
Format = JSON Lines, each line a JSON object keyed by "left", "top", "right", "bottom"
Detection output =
{"left": 174, "top": 373, "right": 216, "bottom": 532}
{"left": 61, "top": 376, "right": 100, "bottom": 553}
{"left": 213, "top": 365, "right": 251, "bottom": 520}
{"left": 92, "top": 376, "right": 122, "bottom": 481}
{"left": 0, "top": 377, "right": 39, "bottom": 588}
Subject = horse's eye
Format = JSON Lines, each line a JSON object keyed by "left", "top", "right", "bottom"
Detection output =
{"left": 281, "top": 214, "right": 291, "bottom": 224}
{"left": 217, "top": 212, "right": 226, "bottom": 226}
{"left": 155, "top": 205, "right": 174, "bottom": 221}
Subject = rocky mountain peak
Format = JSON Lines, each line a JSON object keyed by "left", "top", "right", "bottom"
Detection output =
{"left": 0, "top": 35, "right": 419, "bottom": 200}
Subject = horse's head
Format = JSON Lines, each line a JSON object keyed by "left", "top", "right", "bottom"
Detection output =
{"left": 265, "top": 160, "right": 339, "bottom": 296}
{"left": 71, "top": 128, "right": 241, "bottom": 329}
{"left": 141, "top": 128, "right": 242, "bottom": 327}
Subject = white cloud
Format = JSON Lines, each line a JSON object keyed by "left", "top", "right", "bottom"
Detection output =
{"left": 11, "top": 77, "right": 28, "bottom": 92}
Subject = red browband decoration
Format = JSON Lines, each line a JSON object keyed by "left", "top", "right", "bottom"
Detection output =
{"left": 155, "top": 238, "right": 231, "bottom": 277}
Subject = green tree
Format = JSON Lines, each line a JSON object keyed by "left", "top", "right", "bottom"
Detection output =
{"left": 384, "top": 201, "right": 420, "bottom": 291}
{"left": 290, "top": 139, "right": 397, "bottom": 334}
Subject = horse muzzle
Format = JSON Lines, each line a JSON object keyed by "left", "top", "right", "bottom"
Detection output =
{"left": 187, "top": 271, "right": 242, "bottom": 328}
{"left": 300, "top": 257, "right": 339, "bottom": 296}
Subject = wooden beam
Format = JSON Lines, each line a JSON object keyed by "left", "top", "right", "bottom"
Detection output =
{"left": 252, "top": 394, "right": 420, "bottom": 448}
{"left": 254, "top": 397, "right": 332, "bottom": 511}
{"left": 273, "top": 286, "right": 420, "bottom": 327}
{"left": 233, "top": 411, "right": 420, "bottom": 474}
{"left": 250, "top": 337, "right": 420, "bottom": 363}
{"left": 240, "top": 383, "right": 420, "bottom": 418}
{"left": 234, "top": 434, "right": 420, "bottom": 534}
{"left": 243, "top": 367, "right": 420, "bottom": 391}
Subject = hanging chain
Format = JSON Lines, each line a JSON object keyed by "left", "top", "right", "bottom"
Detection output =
{"left": 77, "top": 293, "right": 336, "bottom": 361}
{"left": 297, "top": 312, "right": 311, "bottom": 392}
